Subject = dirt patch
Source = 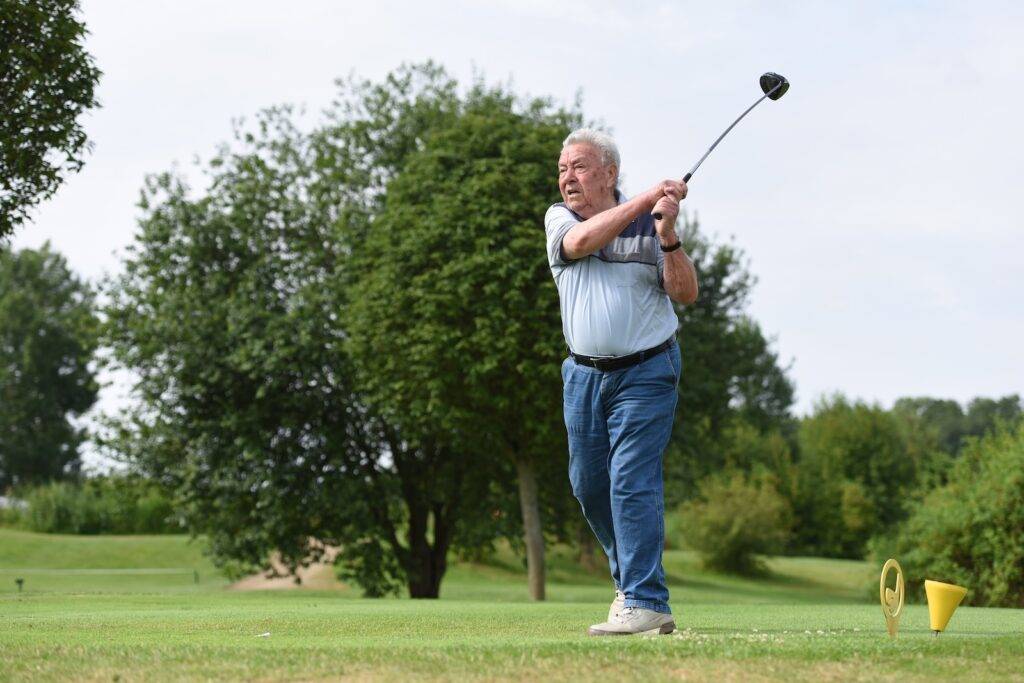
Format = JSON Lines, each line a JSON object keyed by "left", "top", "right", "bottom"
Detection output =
{"left": 230, "top": 548, "right": 347, "bottom": 591}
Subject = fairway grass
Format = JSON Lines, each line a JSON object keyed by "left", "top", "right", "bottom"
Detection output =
{"left": 2, "top": 529, "right": 1022, "bottom": 681}
{"left": 4, "top": 594, "right": 1022, "bottom": 682}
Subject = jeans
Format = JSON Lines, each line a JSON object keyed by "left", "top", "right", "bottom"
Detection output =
{"left": 562, "top": 341, "right": 681, "bottom": 614}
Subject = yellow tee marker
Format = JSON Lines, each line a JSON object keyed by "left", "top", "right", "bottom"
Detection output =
{"left": 925, "top": 580, "right": 968, "bottom": 634}
{"left": 879, "top": 559, "right": 905, "bottom": 639}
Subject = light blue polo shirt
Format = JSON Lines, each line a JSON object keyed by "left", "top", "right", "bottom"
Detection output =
{"left": 544, "top": 193, "right": 679, "bottom": 357}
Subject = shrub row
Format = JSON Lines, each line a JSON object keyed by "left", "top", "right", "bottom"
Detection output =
{"left": 9, "top": 476, "right": 179, "bottom": 534}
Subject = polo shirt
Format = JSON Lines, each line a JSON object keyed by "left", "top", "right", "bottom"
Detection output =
{"left": 544, "top": 192, "right": 679, "bottom": 357}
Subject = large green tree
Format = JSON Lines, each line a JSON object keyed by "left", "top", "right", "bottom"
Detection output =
{"left": 343, "top": 84, "right": 581, "bottom": 600}
{"left": 0, "top": 243, "right": 98, "bottom": 488}
{"left": 0, "top": 0, "right": 101, "bottom": 237}
{"left": 103, "top": 65, "right": 514, "bottom": 598}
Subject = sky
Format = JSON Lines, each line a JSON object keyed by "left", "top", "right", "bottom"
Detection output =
{"left": 9, "top": 1, "right": 1024, "bottom": 466}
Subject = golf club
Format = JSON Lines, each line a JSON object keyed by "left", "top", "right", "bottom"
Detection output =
{"left": 653, "top": 72, "right": 789, "bottom": 219}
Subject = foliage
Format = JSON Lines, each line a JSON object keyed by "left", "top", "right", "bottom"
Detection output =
{"left": 716, "top": 418, "right": 796, "bottom": 477}
{"left": 664, "top": 221, "right": 796, "bottom": 502}
{"left": 874, "top": 422, "right": 1024, "bottom": 607}
{"left": 0, "top": 0, "right": 101, "bottom": 237}
{"left": 679, "top": 469, "right": 792, "bottom": 575}
{"left": 893, "top": 394, "right": 1021, "bottom": 456}
{"left": 0, "top": 243, "right": 99, "bottom": 489}
{"left": 0, "top": 501, "right": 24, "bottom": 527}
{"left": 17, "top": 475, "right": 176, "bottom": 534}
{"left": 790, "top": 395, "right": 919, "bottom": 558}
{"left": 345, "top": 85, "right": 572, "bottom": 462}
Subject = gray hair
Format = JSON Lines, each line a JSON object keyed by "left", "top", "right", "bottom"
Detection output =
{"left": 563, "top": 128, "right": 621, "bottom": 184}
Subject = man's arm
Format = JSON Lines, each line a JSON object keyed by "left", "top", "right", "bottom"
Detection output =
{"left": 561, "top": 180, "right": 686, "bottom": 260}
{"left": 653, "top": 189, "right": 698, "bottom": 305}
{"left": 659, "top": 239, "right": 699, "bottom": 305}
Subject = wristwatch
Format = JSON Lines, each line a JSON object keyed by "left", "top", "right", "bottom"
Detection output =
{"left": 660, "top": 240, "right": 682, "bottom": 252}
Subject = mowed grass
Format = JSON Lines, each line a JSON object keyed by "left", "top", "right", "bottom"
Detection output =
{"left": 2, "top": 529, "right": 1023, "bottom": 682}
{"left": 0, "top": 527, "right": 226, "bottom": 592}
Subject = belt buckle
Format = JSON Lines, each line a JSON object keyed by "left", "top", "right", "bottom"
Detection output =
{"left": 592, "top": 356, "right": 614, "bottom": 372}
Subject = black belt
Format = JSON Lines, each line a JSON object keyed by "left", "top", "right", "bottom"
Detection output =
{"left": 570, "top": 338, "right": 674, "bottom": 372}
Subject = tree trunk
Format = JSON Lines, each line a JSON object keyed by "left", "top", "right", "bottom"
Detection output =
{"left": 404, "top": 500, "right": 450, "bottom": 599}
{"left": 516, "top": 457, "right": 546, "bottom": 601}
{"left": 391, "top": 439, "right": 454, "bottom": 599}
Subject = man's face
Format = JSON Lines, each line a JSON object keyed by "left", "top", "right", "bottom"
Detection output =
{"left": 558, "top": 143, "right": 616, "bottom": 217}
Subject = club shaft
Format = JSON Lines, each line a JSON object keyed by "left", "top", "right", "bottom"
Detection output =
{"left": 686, "top": 91, "right": 770, "bottom": 179}
{"left": 653, "top": 81, "right": 782, "bottom": 221}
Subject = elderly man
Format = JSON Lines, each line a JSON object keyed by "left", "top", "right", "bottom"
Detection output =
{"left": 545, "top": 129, "right": 698, "bottom": 636}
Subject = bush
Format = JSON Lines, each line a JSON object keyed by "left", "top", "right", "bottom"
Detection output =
{"left": 792, "top": 396, "right": 918, "bottom": 559}
{"left": 20, "top": 476, "right": 178, "bottom": 534}
{"left": 0, "top": 498, "right": 26, "bottom": 527}
{"left": 872, "top": 422, "right": 1024, "bottom": 607}
{"left": 679, "top": 469, "right": 792, "bottom": 575}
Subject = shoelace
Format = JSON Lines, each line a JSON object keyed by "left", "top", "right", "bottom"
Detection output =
{"left": 618, "top": 607, "right": 639, "bottom": 622}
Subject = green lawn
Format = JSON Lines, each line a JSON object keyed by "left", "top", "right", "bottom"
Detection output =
{"left": 1, "top": 528, "right": 1022, "bottom": 681}
{"left": 0, "top": 527, "right": 226, "bottom": 593}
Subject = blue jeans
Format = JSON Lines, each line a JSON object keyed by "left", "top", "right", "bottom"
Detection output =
{"left": 562, "top": 342, "right": 681, "bottom": 614}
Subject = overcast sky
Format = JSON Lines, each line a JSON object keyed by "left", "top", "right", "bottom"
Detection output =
{"left": 10, "top": 1, "right": 1024, "bottom": 464}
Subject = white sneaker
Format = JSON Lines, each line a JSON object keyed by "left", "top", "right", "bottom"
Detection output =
{"left": 588, "top": 606, "right": 675, "bottom": 636}
{"left": 608, "top": 590, "right": 625, "bottom": 622}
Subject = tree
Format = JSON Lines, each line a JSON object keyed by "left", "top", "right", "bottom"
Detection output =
{"left": 342, "top": 84, "right": 581, "bottom": 601}
{"left": 679, "top": 468, "right": 792, "bottom": 575}
{"left": 0, "top": 243, "right": 98, "bottom": 488}
{"left": 892, "top": 397, "right": 964, "bottom": 455}
{"left": 792, "top": 395, "right": 918, "bottom": 558}
{"left": 663, "top": 220, "right": 796, "bottom": 501}
{"left": 103, "top": 65, "right": 520, "bottom": 599}
{"left": 0, "top": 0, "right": 101, "bottom": 238}
{"left": 892, "top": 394, "right": 1022, "bottom": 457}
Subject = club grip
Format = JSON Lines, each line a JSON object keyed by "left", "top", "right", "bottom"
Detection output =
{"left": 653, "top": 173, "right": 692, "bottom": 221}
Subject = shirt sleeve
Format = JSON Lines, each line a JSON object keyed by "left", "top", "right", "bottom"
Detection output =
{"left": 544, "top": 204, "right": 579, "bottom": 271}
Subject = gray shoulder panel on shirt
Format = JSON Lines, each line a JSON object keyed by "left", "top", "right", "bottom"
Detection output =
{"left": 596, "top": 234, "right": 660, "bottom": 266}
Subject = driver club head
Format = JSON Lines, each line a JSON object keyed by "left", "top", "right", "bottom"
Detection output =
{"left": 759, "top": 72, "right": 789, "bottom": 100}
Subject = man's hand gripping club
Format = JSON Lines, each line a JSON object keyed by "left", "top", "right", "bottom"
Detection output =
{"left": 560, "top": 179, "right": 688, "bottom": 261}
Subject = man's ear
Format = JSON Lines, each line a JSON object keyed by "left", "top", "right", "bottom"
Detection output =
{"left": 607, "top": 164, "right": 618, "bottom": 191}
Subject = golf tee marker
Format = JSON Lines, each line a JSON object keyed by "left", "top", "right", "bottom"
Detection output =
{"left": 925, "top": 580, "right": 968, "bottom": 635}
{"left": 879, "top": 559, "right": 905, "bottom": 639}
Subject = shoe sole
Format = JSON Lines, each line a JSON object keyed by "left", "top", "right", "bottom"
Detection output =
{"left": 588, "top": 621, "right": 675, "bottom": 636}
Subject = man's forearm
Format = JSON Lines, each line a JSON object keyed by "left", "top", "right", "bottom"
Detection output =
{"left": 561, "top": 196, "right": 651, "bottom": 260}
{"left": 660, "top": 235, "right": 698, "bottom": 305}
